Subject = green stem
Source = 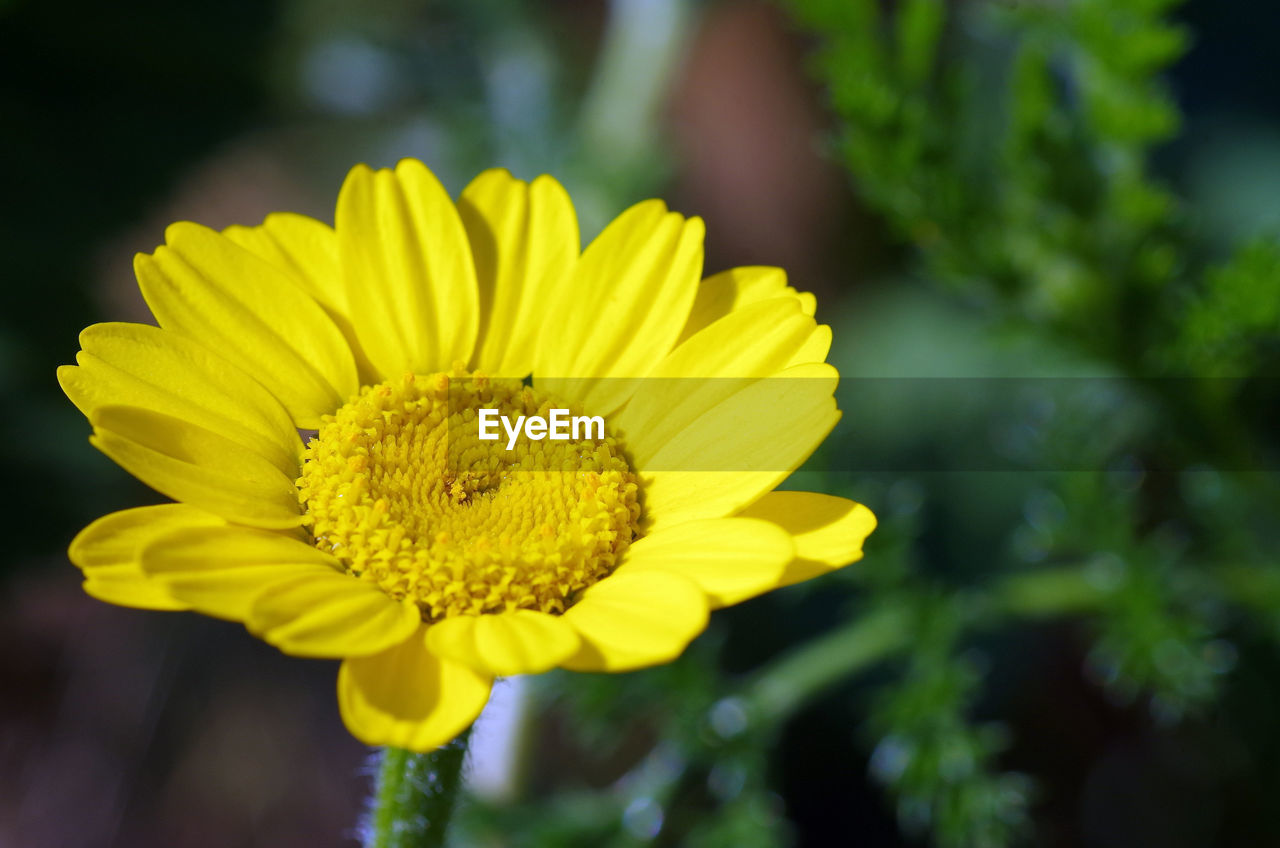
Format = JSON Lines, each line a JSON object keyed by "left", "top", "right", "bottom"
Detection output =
{"left": 747, "top": 604, "right": 915, "bottom": 724}
{"left": 364, "top": 730, "right": 471, "bottom": 848}
{"left": 990, "top": 565, "right": 1112, "bottom": 619}
{"left": 744, "top": 566, "right": 1110, "bottom": 726}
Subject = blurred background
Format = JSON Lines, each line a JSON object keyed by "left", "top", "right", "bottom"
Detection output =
{"left": 3, "top": 0, "right": 1280, "bottom": 845}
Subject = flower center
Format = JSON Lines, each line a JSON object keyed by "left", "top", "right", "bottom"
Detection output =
{"left": 296, "top": 371, "right": 641, "bottom": 621}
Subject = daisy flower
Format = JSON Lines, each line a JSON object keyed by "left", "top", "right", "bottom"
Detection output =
{"left": 59, "top": 159, "right": 876, "bottom": 752}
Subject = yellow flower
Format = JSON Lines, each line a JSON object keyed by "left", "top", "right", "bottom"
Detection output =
{"left": 58, "top": 159, "right": 876, "bottom": 752}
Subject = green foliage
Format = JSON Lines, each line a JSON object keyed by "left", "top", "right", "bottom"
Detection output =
{"left": 789, "top": 0, "right": 1194, "bottom": 366}
{"left": 779, "top": 0, "right": 1280, "bottom": 844}
{"left": 455, "top": 645, "right": 792, "bottom": 848}
{"left": 864, "top": 594, "right": 1031, "bottom": 848}
{"left": 1175, "top": 239, "right": 1280, "bottom": 377}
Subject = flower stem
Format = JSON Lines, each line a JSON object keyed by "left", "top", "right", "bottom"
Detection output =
{"left": 747, "top": 604, "right": 915, "bottom": 724}
{"left": 364, "top": 731, "right": 471, "bottom": 848}
{"left": 744, "top": 566, "right": 1111, "bottom": 725}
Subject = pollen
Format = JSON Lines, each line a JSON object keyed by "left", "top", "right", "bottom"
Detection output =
{"left": 296, "top": 370, "right": 642, "bottom": 621}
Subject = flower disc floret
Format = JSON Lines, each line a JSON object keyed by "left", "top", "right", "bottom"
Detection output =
{"left": 296, "top": 371, "right": 641, "bottom": 621}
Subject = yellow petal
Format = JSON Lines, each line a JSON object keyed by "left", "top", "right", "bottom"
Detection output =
{"left": 335, "top": 160, "right": 479, "bottom": 377}
{"left": 140, "top": 524, "right": 338, "bottom": 621}
{"left": 60, "top": 323, "right": 301, "bottom": 475}
{"left": 81, "top": 575, "right": 181, "bottom": 610}
{"left": 135, "top": 222, "right": 358, "bottom": 427}
{"left": 644, "top": 297, "right": 817, "bottom": 378}
{"left": 338, "top": 629, "right": 493, "bottom": 751}
{"left": 459, "top": 169, "right": 580, "bottom": 378}
{"left": 223, "top": 213, "right": 380, "bottom": 384}
{"left": 561, "top": 571, "right": 709, "bottom": 672}
{"left": 677, "top": 266, "right": 816, "bottom": 345}
{"left": 737, "top": 491, "right": 878, "bottom": 586}
{"left": 638, "top": 363, "right": 842, "bottom": 529}
{"left": 614, "top": 298, "right": 819, "bottom": 463}
{"left": 90, "top": 406, "right": 303, "bottom": 529}
{"left": 248, "top": 573, "right": 421, "bottom": 659}
{"left": 425, "top": 609, "right": 580, "bottom": 676}
{"left": 616, "top": 518, "right": 795, "bottom": 608}
{"left": 788, "top": 324, "right": 832, "bottom": 367}
{"left": 222, "top": 213, "right": 342, "bottom": 312}
{"left": 537, "top": 200, "right": 703, "bottom": 414}
{"left": 69, "top": 503, "right": 226, "bottom": 610}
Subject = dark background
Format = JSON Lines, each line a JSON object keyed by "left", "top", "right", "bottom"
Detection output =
{"left": 2, "top": 0, "right": 1279, "bottom": 845}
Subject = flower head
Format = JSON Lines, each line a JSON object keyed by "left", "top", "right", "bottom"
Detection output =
{"left": 59, "top": 159, "right": 876, "bottom": 751}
